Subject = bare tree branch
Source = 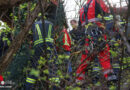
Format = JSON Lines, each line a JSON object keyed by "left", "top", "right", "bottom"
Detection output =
{"left": 0, "top": 0, "right": 31, "bottom": 8}
{"left": 106, "top": 0, "right": 130, "bottom": 53}
{"left": 0, "top": 3, "right": 41, "bottom": 74}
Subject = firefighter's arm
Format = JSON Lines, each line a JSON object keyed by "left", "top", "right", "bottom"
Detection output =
{"left": 99, "top": 23, "right": 106, "bottom": 29}
{"left": 68, "top": 33, "right": 74, "bottom": 45}
{"left": 71, "top": 51, "right": 81, "bottom": 55}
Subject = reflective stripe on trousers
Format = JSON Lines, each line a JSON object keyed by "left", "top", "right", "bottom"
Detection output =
{"left": 26, "top": 77, "right": 36, "bottom": 84}
{"left": 76, "top": 44, "right": 113, "bottom": 80}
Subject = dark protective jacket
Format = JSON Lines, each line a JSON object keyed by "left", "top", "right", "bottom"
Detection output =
{"left": 0, "top": 32, "right": 12, "bottom": 57}
{"left": 32, "top": 20, "right": 54, "bottom": 47}
{"left": 69, "top": 28, "right": 85, "bottom": 45}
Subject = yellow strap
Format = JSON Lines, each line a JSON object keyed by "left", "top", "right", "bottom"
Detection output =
{"left": 120, "top": 22, "right": 125, "bottom": 24}
{"left": 68, "top": 33, "right": 73, "bottom": 44}
{"left": 104, "top": 16, "right": 113, "bottom": 20}
{"left": 34, "top": 39, "right": 44, "bottom": 46}
{"left": 45, "top": 38, "right": 54, "bottom": 42}
{"left": 34, "top": 38, "right": 54, "bottom": 46}
{"left": 85, "top": 23, "right": 92, "bottom": 29}
{"left": 36, "top": 24, "right": 43, "bottom": 39}
{"left": 48, "top": 24, "right": 52, "bottom": 38}
{"left": 97, "top": 14, "right": 102, "bottom": 19}
{"left": 64, "top": 33, "right": 69, "bottom": 46}
{"left": 26, "top": 80, "right": 35, "bottom": 84}
{"left": 26, "top": 77, "right": 36, "bottom": 84}
{"left": 27, "top": 77, "right": 36, "bottom": 82}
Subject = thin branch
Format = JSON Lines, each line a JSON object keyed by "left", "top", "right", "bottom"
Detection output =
{"left": 0, "top": 3, "right": 41, "bottom": 74}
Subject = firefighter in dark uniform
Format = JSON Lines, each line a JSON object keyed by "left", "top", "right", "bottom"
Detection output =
{"left": 25, "top": 17, "right": 58, "bottom": 90}
{"left": 25, "top": 2, "right": 58, "bottom": 89}
{"left": 0, "top": 20, "right": 12, "bottom": 57}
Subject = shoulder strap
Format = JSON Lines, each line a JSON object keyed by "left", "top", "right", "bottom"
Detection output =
{"left": 47, "top": 24, "right": 52, "bottom": 38}
{"left": 84, "top": 0, "right": 93, "bottom": 23}
{"left": 35, "top": 24, "right": 43, "bottom": 39}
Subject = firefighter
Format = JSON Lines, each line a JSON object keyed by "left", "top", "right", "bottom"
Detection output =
{"left": 70, "top": 19, "right": 85, "bottom": 45}
{"left": 0, "top": 20, "right": 12, "bottom": 57}
{"left": 56, "top": 24, "right": 72, "bottom": 81}
{"left": 25, "top": 1, "right": 60, "bottom": 89}
{"left": 76, "top": 0, "right": 117, "bottom": 86}
{"left": 25, "top": 16, "right": 58, "bottom": 89}
{"left": 70, "top": 19, "right": 78, "bottom": 30}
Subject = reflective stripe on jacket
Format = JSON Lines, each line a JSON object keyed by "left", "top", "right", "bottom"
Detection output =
{"left": 62, "top": 29, "right": 72, "bottom": 51}
{"left": 32, "top": 20, "right": 54, "bottom": 47}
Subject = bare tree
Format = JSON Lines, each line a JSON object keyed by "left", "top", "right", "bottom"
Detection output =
{"left": 0, "top": 1, "right": 46, "bottom": 74}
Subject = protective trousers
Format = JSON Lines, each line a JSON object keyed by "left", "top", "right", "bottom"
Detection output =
{"left": 76, "top": 35, "right": 116, "bottom": 82}
{"left": 25, "top": 43, "right": 57, "bottom": 90}
{"left": 57, "top": 51, "right": 72, "bottom": 80}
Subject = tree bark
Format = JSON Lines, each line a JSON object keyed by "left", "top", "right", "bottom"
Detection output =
{"left": 0, "top": 3, "right": 40, "bottom": 74}
{"left": 0, "top": 0, "right": 30, "bottom": 8}
{"left": 128, "top": 0, "right": 130, "bottom": 17}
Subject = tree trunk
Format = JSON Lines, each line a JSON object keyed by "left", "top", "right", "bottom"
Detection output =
{"left": 0, "top": 0, "right": 30, "bottom": 8}
{"left": 0, "top": 3, "right": 41, "bottom": 74}
{"left": 128, "top": 0, "right": 130, "bottom": 17}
